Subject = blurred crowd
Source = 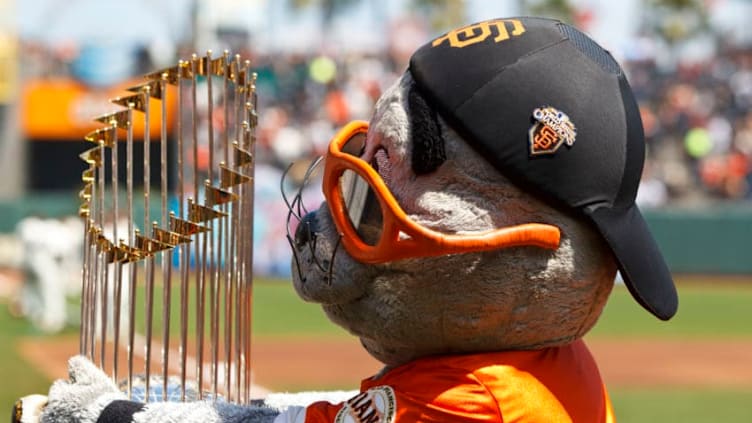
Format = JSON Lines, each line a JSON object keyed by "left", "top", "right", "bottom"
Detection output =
{"left": 248, "top": 45, "right": 752, "bottom": 215}
{"left": 164, "top": 40, "right": 752, "bottom": 275}
{"left": 14, "top": 31, "right": 752, "bottom": 277}
{"left": 20, "top": 35, "right": 752, "bottom": 209}
{"left": 629, "top": 42, "right": 752, "bottom": 207}
{"left": 242, "top": 50, "right": 404, "bottom": 276}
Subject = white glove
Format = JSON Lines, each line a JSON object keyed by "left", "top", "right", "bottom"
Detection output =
{"left": 13, "top": 394, "right": 48, "bottom": 423}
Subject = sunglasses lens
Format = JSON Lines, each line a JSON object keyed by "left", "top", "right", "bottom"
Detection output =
{"left": 338, "top": 133, "right": 383, "bottom": 246}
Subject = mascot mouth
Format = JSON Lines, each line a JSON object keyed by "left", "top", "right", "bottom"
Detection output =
{"left": 294, "top": 266, "right": 371, "bottom": 306}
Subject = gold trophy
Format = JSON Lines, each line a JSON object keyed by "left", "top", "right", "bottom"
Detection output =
{"left": 77, "top": 51, "right": 257, "bottom": 404}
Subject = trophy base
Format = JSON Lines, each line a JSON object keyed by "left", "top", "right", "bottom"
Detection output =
{"left": 121, "top": 376, "right": 222, "bottom": 403}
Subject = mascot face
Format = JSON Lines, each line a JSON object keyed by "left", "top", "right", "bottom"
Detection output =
{"left": 290, "top": 73, "right": 617, "bottom": 367}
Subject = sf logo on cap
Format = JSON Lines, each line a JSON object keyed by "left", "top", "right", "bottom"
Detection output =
{"left": 432, "top": 19, "right": 525, "bottom": 49}
{"left": 529, "top": 106, "right": 577, "bottom": 156}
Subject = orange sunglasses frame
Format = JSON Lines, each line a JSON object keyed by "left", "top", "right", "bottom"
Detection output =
{"left": 323, "top": 120, "right": 561, "bottom": 264}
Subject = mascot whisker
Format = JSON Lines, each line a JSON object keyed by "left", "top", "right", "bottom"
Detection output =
{"left": 282, "top": 158, "right": 341, "bottom": 285}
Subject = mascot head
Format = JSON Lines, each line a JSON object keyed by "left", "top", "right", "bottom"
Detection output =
{"left": 289, "top": 17, "right": 677, "bottom": 368}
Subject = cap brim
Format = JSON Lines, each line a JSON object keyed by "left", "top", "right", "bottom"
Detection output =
{"left": 588, "top": 204, "right": 678, "bottom": 320}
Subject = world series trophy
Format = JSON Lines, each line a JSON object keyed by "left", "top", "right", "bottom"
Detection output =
{"left": 77, "top": 51, "right": 258, "bottom": 405}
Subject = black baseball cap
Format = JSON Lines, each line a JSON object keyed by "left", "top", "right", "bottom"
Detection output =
{"left": 409, "top": 17, "right": 677, "bottom": 320}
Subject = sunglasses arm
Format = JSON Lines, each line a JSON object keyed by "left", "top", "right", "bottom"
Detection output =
{"left": 368, "top": 217, "right": 561, "bottom": 263}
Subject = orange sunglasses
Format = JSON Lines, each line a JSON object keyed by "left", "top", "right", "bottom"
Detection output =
{"left": 323, "top": 120, "right": 561, "bottom": 264}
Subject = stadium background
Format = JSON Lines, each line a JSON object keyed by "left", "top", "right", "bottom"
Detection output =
{"left": 0, "top": 0, "right": 750, "bottom": 421}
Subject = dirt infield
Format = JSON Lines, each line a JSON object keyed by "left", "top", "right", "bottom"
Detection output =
{"left": 250, "top": 337, "right": 752, "bottom": 390}
{"left": 18, "top": 335, "right": 752, "bottom": 393}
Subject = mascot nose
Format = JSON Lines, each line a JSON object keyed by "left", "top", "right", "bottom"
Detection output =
{"left": 295, "top": 211, "right": 319, "bottom": 248}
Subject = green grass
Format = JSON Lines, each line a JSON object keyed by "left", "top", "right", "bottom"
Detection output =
{"left": 610, "top": 388, "right": 752, "bottom": 422}
{"left": 115, "top": 275, "right": 752, "bottom": 340}
{"left": 123, "top": 276, "right": 346, "bottom": 338}
{"left": 250, "top": 277, "right": 752, "bottom": 339}
{"left": 590, "top": 280, "right": 752, "bottom": 338}
{"left": 251, "top": 279, "right": 349, "bottom": 338}
{"left": 0, "top": 303, "right": 66, "bottom": 411}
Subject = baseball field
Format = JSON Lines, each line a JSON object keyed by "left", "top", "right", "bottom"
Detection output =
{"left": 2, "top": 275, "right": 751, "bottom": 422}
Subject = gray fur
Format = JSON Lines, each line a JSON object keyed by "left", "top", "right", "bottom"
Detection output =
{"left": 40, "top": 356, "right": 126, "bottom": 423}
{"left": 292, "top": 72, "right": 616, "bottom": 367}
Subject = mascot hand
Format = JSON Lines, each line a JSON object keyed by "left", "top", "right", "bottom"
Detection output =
{"left": 13, "top": 394, "right": 47, "bottom": 423}
{"left": 39, "top": 355, "right": 126, "bottom": 423}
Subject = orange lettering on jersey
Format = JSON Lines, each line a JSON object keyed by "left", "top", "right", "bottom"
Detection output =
{"left": 335, "top": 386, "right": 396, "bottom": 423}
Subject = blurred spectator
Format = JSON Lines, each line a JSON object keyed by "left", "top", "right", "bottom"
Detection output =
{"left": 12, "top": 216, "right": 82, "bottom": 333}
{"left": 628, "top": 41, "right": 752, "bottom": 204}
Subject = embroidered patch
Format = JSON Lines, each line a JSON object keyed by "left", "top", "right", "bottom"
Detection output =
{"left": 334, "top": 386, "right": 397, "bottom": 423}
{"left": 528, "top": 106, "right": 577, "bottom": 156}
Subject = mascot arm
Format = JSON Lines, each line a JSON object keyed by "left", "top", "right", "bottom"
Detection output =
{"left": 31, "top": 356, "right": 357, "bottom": 423}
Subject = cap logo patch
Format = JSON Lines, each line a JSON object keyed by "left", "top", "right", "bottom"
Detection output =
{"left": 432, "top": 19, "right": 525, "bottom": 49}
{"left": 529, "top": 106, "right": 577, "bottom": 156}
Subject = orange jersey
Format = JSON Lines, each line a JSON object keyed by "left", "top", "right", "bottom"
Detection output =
{"left": 298, "top": 340, "right": 614, "bottom": 423}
